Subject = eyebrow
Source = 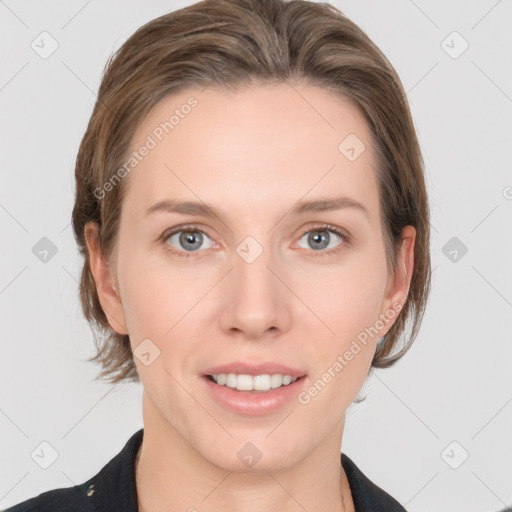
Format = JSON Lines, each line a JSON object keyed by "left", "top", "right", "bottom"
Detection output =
{"left": 146, "top": 196, "right": 369, "bottom": 220}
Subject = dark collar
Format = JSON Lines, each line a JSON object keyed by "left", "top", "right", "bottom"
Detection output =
{"left": 6, "top": 429, "right": 407, "bottom": 511}
{"left": 341, "top": 452, "right": 408, "bottom": 511}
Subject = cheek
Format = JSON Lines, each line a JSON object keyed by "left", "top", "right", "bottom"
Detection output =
{"left": 117, "top": 245, "right": 214, "bottom": 365}
{"left": 116, "top": 240, "right": 181, "bottom": 341}
{"left": 296, "top": 252, "right": 389, "bottom": 340}
{"left": 292, "top": 250, "right": 389, "bottom": 401}
{"left": 295, "top": 289, "right": 384, "bottom": 414}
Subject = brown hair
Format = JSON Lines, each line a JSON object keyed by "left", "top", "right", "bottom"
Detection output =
{"left": 72, "top": 0, "right": 431, "bottom": 384}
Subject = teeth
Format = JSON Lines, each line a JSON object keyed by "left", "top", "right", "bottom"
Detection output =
{"left": 210, "top": 373, "right": 298, "bottom": 391}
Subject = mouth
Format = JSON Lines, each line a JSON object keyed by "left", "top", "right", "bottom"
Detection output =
{"left": 201, "top": 364, "right": 308, "bottom": 416}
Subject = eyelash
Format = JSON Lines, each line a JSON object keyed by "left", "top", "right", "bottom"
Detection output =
{"left": 160, "top": 223, "right": 351, "bottom": 259}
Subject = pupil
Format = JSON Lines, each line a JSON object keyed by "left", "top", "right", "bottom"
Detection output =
{"left": 310, "top": 230, "right": 329, "bottom": 250}
{"left": 181, "top": 231, "right": 202, "bottom": 251}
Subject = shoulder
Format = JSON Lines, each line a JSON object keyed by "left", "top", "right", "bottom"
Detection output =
{"left": 2, "top": 429, "right": 144, "bottom": 512}
{"left": 341, "top": 452, "right": 408, "bottom": 512}
{"left": 2, "top": 486, "right": 93, "bottom": 512}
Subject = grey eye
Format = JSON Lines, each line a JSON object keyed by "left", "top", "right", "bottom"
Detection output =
{"left": 167, "top": 230, "right": 214, "bottom": 252}
{"left": 298, "top": 230, "right": 342, "bottom": 251}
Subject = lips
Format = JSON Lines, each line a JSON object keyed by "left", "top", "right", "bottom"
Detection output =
{"left": 200, "top": 361, "right": 308, "bottom": 415}
{"left": 202, "top": 370, "right": 306, "bottom": 416}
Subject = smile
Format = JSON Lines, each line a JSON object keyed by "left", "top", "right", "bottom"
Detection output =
{"left": 208, "top": 373, "right": 298, "bottom": 392}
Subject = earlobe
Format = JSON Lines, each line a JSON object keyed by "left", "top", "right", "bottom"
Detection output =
{"left": 84, "top": 222, "right": 128, "bottom": 335}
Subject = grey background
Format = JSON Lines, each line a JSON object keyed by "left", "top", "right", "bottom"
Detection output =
{"left": 1, "top": 0, "right": 511, "bottom": 510}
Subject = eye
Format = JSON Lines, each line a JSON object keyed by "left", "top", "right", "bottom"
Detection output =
{"left": 162, "top": 226, "right": 215, "bottom": 257}
{"left": 297, "top": 224, "right": 348, "bottom": 255}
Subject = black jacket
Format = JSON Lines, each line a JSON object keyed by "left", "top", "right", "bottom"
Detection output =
{"left": 3, "top": 429, "right": 408, "bottom": 511}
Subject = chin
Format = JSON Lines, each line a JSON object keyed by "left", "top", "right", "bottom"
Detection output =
{"left": 194, "top": 431, "right": 306, "bottom": 474}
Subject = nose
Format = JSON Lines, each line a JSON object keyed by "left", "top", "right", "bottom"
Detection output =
{"left": 218, "top": 238, "right": 292, "bottom": 340}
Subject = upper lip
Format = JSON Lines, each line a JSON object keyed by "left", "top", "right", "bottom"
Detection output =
{"left": 203, "top": 362, "right": 307, "bottom": 378}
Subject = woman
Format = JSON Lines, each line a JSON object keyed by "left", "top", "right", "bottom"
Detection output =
{"left": 5, "top": 0, "right": 430, "bottom": 510}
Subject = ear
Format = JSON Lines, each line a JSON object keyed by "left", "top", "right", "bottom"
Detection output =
{"left": 84, "top": 222, "right": 128, "bottom": 335}
{"left": 379, "top": 225, "right": 416, "bottom": 334}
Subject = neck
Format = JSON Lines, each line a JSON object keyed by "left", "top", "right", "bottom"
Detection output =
{"left": 135, "top": 393, "right": 354, "bottom": 512}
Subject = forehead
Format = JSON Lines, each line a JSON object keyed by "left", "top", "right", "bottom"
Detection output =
{"left": 121, "top": 82, "right": 379, "bottom": 222}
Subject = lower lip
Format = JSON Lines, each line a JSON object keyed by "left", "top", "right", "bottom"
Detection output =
{"left": 202, "top": 376, "right": 306, "bottom": 416}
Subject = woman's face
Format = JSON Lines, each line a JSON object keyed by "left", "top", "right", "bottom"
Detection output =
{"left": 89, "top": 82, "right": 414, "bottom": 471}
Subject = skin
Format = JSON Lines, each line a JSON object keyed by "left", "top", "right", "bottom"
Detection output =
{"left": 85, "top": 82, "right": 415, "bottom": 512}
